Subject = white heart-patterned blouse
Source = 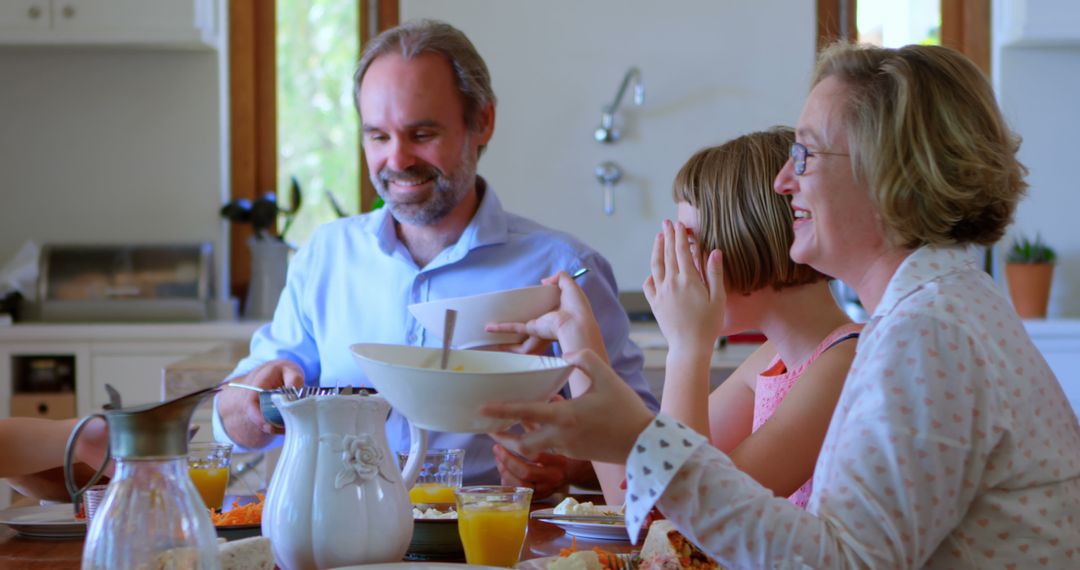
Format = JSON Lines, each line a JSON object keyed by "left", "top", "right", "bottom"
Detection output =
{"left": 624, "top": 246, "right": 1080, "bottom": 568}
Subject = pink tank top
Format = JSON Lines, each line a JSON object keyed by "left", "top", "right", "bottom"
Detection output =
{"left": 752, "top": 323, "right": 863, "bottom": 508}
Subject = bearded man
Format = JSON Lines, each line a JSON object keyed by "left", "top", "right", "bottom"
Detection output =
{"left": 214, "top": 19, "right": 657, "bottom": 497}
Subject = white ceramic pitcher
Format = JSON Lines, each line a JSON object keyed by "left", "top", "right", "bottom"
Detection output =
{"left": 263, "top": 393, "right": 428, "bottom": 570}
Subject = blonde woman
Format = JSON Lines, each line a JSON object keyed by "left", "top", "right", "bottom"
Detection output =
{"left": 490, "top": 128, "right": 860, "bottom": 507}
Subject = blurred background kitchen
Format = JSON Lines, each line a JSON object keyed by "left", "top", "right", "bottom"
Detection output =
{"left": 0, "top": 0, "right": 1078, "bottom": 508}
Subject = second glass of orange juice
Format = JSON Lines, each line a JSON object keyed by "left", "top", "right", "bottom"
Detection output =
{"left": 454, "top": 486, "right": 533, "bottom": 567}
{"left": 187, "top": 442, "right": 232, "bottom": 511}
{"left": 398, "top": 448, "right": 465, "bottom": 506}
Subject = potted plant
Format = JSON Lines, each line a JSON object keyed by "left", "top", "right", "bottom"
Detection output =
{"left": 1004, "top": 233, "right": 1056, "bottom": 319}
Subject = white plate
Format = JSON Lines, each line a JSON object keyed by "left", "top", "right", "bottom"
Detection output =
{"left": 0, "top": 503, "right": 86, "bottom": 539}
{"left": 532, "top": 508, "right": 629, "bottom": 541}
{"left": 332, "top": 564, "right": 505, "bottom": 570}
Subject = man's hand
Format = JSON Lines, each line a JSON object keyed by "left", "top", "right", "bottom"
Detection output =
{"left": 492, "top": 444, "right": 571, "bottom": 500}
{"left": 218, "top": 359, "right": 305, "bottom": 449}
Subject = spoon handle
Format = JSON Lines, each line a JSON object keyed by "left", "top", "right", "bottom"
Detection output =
{"left": 441, "top": 309, "right": 458, "bottom": 370}
{"left": 571, "top": 267, "right": 590, "bottom": 280}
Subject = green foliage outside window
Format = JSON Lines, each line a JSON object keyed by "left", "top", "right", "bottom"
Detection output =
{"left": 276, "top": 0, "right": 360, "bottom": 245}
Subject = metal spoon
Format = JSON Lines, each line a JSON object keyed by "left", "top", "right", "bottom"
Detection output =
{"left": 571, "top": 267, "right": 589, "bottom": 280}
{"left": 440, "top": 308, "right": 458, "bottom": 370}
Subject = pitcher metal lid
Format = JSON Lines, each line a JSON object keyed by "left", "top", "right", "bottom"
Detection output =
{"left": 105, "top": 384, "right": 220, "bottom": 459}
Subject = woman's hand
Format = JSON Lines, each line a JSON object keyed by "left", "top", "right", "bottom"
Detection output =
{"left": 643, "top": 220, "right": 726, "bottom": 357}
{"left": 485, "top": 271, "right": 606, "bottom": 357}
{"left": 482, "top": 349, "right": 654, "bottom": 465}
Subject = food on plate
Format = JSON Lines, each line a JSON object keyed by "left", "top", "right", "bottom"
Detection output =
{"left": 639, "top": 520, "right": 721, "bottom": 570}
{"left": 153, "top": 536, "right": 273, "bottom": 570}
{"left": 552, "top": 539, "right": 625, "bottom": 570}
{"left": 211, "top": 494, "right": 264, "bottom": 526}
{"left": 218, "top": 536, "right": 274, "bottom": 570}
{"left": 548, "top": 550, "right": 603, "bottom": 570}
{"left": 553, "top": 497, "right": 623, "bottom": 517}
{"left": 413, "top": 506, "right": 458, "bottom": 519}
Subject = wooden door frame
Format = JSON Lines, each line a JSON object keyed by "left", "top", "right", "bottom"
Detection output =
{"left": 228, "top": 0, "right": 277, "bottom": 306}
{"left": 227, "top": 1, "right": 399, "bottom": 305}
{"left": 358, "top": 0, "right": 400, "bottom": 214}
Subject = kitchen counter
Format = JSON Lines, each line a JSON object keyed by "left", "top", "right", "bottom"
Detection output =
{"left": 0, "top": 321, "right": 264, "bottom": 342}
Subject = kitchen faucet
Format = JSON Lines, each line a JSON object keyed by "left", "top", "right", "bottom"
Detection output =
{"left": 594, "top": 66, "right": 644, "bottom": 144}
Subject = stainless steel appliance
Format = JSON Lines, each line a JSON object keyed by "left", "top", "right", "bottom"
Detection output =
{"left": 26, "top": 243, "right": 214, "bottom": 322}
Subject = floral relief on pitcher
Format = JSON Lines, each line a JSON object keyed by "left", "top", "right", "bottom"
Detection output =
{"left": 320, "top": 432, "right": 397, "bottom": 488}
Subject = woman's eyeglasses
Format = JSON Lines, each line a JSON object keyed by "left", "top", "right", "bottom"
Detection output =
{"left": 790, "top": 142, "right": 849, "bottom": 175}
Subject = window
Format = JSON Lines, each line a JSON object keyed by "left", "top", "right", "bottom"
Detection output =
{"left": 275, "top": 0, "right": 361, "bottom": 246}
{"left": 856, "top": 0, "right": 941, "bottom": 47}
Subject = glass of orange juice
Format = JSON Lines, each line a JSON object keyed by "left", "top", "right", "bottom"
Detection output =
{"left": 398, "top": 448, "right": 464, "bottom": 506}
{"left": 187, "top": 442, "right": 232, "bottom": 511}
{"left": 454, "top": 486, "right": 533, "bottom": 567}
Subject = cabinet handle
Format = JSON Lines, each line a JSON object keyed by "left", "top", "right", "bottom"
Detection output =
{"left": 62, "top": 4, "right": 76, "bottom": 19}
{"left": 28, "top": 5, "right": 42, "bottom": 19}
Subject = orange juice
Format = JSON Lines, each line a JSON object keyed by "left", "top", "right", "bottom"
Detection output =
{"left": 188, "top": 467, "right": 229, "bottom": 510}
{"left": 457, "top": 506, "right": 529, "bottom": 567}
{"left": 409, "top": 483, "right": 457, "bottom": 504}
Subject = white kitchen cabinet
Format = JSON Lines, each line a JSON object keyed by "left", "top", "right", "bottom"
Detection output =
{"left": 0, "top": 0, "right": 219, "bottom": 49}
{"left": 0, "top": 321, "right": 262, "bottom": 508}
{"left": 0, "top": 322, "right": 261, "bottom": 416}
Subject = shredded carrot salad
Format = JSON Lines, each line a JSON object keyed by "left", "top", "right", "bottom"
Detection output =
{"left": 210, "top": 493, "right": 263, "bottom": 526}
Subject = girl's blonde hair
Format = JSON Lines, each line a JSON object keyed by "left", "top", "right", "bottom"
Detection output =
{"left": 673, "top": 127, "right": 825, "bottom": 295}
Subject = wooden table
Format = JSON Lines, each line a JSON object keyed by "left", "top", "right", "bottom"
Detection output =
{"left": 0, "top": 516, "right": 635, "bottom": 569}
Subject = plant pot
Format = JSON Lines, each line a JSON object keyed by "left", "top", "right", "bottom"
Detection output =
{"left": 1005, "top": 262, "right": 1054, "bottom": 319}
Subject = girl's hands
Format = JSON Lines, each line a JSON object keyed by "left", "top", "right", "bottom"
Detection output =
{"left": 643, "top": 220, "right": 726, "bottom": 357}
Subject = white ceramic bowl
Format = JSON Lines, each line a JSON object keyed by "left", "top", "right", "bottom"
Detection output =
{"left": 350, "top": 343, "right": 572, "bottom": 433}
{"left": 407, "top": 285, "right": 560, "bottom": 349}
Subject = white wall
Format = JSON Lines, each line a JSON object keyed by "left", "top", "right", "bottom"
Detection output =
{"left": 0, "top": 48, "right": 225, "bottom": 298}
{"left": 993, "top": 0, "right": 1080, "bottom": 317}
{"left": 403, "top": 0, "right": 816, "bottom": 291}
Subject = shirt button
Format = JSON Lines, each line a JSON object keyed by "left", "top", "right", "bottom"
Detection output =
{"left": 406, "top": 333, "right": 417, "bottom": 343}
{"left": 416, "top": 274, "right": 426, "bottom": 283}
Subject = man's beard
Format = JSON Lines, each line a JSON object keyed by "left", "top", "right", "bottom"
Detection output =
{"left": 372, "top": 141, "right": 476, "bottom": 226}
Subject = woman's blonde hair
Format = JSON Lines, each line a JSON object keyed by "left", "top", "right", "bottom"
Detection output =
{"left": 673, "top": 127, "right": 825, "bottom": 295}
{"left": 814, "top": 43, "right": 1027, "bottom": 248}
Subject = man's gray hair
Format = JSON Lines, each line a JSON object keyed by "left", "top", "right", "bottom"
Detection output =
{"left": 354, "top": 19, "right": 496, "bottom": 138}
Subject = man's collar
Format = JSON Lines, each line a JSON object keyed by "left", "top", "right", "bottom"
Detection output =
{"left": 872, "top": 245, "right": 981, "bottom": 319}
{"left": 372, "top": 177, "right": 510, "bottom": 258}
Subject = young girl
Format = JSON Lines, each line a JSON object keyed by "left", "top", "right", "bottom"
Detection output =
{"left": 490, "top": 128, "right": 860, "bottom": 506}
